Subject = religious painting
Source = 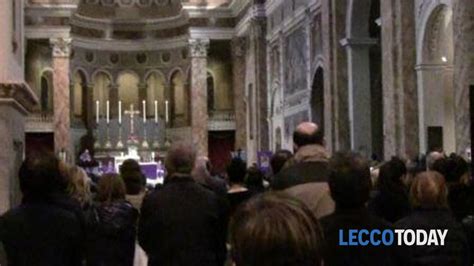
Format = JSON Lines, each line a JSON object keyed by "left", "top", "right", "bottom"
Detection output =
{"left": 284, "top": 27, "right": 308, "bottom": 97}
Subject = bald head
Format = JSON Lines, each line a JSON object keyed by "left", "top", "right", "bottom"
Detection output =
{"left": 293, "top": 122, "right": 324, "bottom": 151}
{"left": 165, "top": 142, "right": 197, "bottom": 176}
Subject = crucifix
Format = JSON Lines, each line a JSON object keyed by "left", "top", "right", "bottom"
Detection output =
{"left": 124, "top": 104, "right": 140, "bottom": 135}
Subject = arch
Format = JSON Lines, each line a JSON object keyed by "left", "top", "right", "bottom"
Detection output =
{"left": 311, "top": 67, "right": 324, "bottom": 127}
{"left": 91, "top": 69, "right": 114, "bottom": 85}
{"left": 170, "top": 70, "right": 188, "bottom": 126}
{"left": 167, "top": 67, "right": 185, "bottom": 85}
{"left": 117, "top": 71, "right": 140, "bottom": 115}
{"left": 72, "top": 71, "right": 87, "bottom": 118}
{"left": 145, "top": 70, "right": 166, "bottom": 119}
{"left": 73, "top": 67, "right": 90, "bottom": 85}
{"left": 207, "top": 71, "right": 215, "bottom": 112}
{"left": 40, "top": 69, "right": 53, "bottom": 113}
{"left": 92, "top": 71, "right": 112, "bottom": 119}
{"left": 416, "top": 3, "right": 455, "bottom": 153}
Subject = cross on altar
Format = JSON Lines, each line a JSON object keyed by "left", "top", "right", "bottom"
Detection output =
{"left": 124, "top": 104, "right": 140, "bottom": 135}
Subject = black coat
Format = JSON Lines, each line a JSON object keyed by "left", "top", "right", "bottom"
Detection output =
{"left": 138, "top": 176, "right": 229, "bottom": 266}
{"left": 368, "top": 187, "right": 411, "bottom": 223}
{"left": 396, "top": 208, "right": 470, "bottom": 266}
{"left": 0, "top": 194, "right": 85, "bottom": 266}
{"left": 320, "top": 207, "right": 405, "bottom": 266}
{"left": 86, "top": 200, "right": 138, "bottom": 266}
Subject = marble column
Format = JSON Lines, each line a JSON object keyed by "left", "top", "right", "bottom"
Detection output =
{"left": 322, "top": 0, "right": 350, "bottom": 152}
{"left": 232, "top": 37, "right": 248, "bottom": 150}
{"left": 453, "top": 0, "right": 473, "bottom": 152}
{"left": 250, "top": 18, "right": 269, "bottom": 151}
{"left": 50, "top": 38, "right": 72, "bottom": 159}
{"left": 189, "top": 39, "right": 209, "bottom": 157}
{"left": 381, "top": 0, "right": 418, "bottom": 159}
{"left": 341, "top": 38, "right": 377, "bottom": 156}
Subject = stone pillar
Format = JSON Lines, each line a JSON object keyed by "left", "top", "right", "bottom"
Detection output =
{"left": 341, "top": 38, "right": 377, "bottom": 156}
{"left": 86, "top": 83, "right": 95, "bottom": 128}
{"left": 453, "top": 0, "right": 474, "bottom": 152}
{"left": 381, "top": 0, "right": 418, "bottom": 159}
{"left": 232, "top": 37, "right": 247, "bottom": 150}
{"left": 189, "top": 39, "right": 209, "bottom": 157}
{"left": 50, "top": 38, "right": 72, "bottom": 158}
{"left": 249, "top": 17, "right": 269, "bottom": 151}
{"left": 322, "top": 0, "right": 350, "bottom": 152}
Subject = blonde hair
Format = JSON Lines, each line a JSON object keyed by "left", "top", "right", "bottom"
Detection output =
{"left": 96, "top": 173, "right": 126, "bottom": 203}
{"left": 410, "top": 171, "right": 448, "bottom": 209}
{"left": 67, "top": 166, "right": 92, "bottom": 206}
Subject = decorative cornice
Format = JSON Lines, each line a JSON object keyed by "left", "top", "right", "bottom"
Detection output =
{"left": 72, "top": 35, "right": 189, "bottom": 51}
{"left": 50, "top": 38, "right": 72, "bottom": 57}
{"left": 26, "top": 26, "right": 71, "bottom": 39}
{"left": 0, "top": 82, "right": 39, "bottom": 115}
{"left": 190, "top": 27, "right": 234, "bottom": 40}
{"left": 189, "top": 39, "right": 210, "bottom": 58}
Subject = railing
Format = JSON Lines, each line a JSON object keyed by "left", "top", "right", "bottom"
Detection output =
{"left": 25, "top": 113, "right": 54, "bottom": 132}
{"left": 208, "top": 110, "right": 236, "bottom": 131}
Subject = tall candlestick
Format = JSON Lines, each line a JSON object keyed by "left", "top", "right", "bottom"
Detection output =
{"left": 96, "top": 100, "right": 100, "bottom": 124}
{"left": 106, "top": 100, "right": 110, "bottom": 124}
{"left": 143, "top": 100, "right": 146, "bottom": 123}
{"left": 165, "top": 100, "right": 169, "bottom": 123}
{"left": 118, "top": 101, "right": 122, "bottom": 124}
{"left": 154, "top": 100, "right": 158, "bottom": 123}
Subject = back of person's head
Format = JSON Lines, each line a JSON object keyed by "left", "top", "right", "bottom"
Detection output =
{"left": 230, "top": 192, "right": 322, "bottom": 266}
{"left": 96, "top": 173, "right": 126, "bottom": 203}
{"left": 121, "top": 170, "right": 145, "bottom": 195}
{"left": 270, "top": 150, "right": 293, "bottom": 175}
{"left": 245, "top": 166, "right": 265, "bottom": 192}
{"left": 426, "top": 151, "right": 444, "bottom": 170}
{"left": 410, "top": 171, "right": 447, "bottom": 209}
{"left": 165, "top": 142, "right": 196, "bottom": 176}
{"left": 432, "top": 154, "right": 469, "bottom": 183}
{"left": 67, "top": 166, "right": 92, "bottom": 205}
{"left": 293, "top": 122, "right": 323, "bottom": 150}
{"left": 378, "top": 157, "right": 407, "bottom": 190}
{"left": 120, "top": 159, "right": 141, "bottom": 174}
{"left": 19, "top": 152, "right": 67, "bottom": 198}
{"left": 328, "top": 152, "right": 371, "bottom": 209}
{"left": 227, "top": 157, "right": 247, "bottom": 184}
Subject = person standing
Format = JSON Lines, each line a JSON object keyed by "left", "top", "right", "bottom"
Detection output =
{"left": 138, "top": 142, "right": 229, "bottom": 266}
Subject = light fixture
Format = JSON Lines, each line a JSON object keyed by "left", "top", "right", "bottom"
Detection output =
{"left": 441, "top": 56, "right": 448, "bottom": 62}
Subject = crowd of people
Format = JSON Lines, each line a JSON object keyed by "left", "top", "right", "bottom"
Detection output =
{"left": 0, "top": 121, "right": 473, "bottom": 266}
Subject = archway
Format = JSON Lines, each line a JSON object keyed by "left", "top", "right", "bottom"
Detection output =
{"left": 146, "top": 71, "right": 166, "bottom": 120}
{"left": 117, "top": 71, "right": 140, "bottom": 118}
{"left": 92, "top": 71, "right": 112, "bottom": 120}
{"left": 170, "top": 70, "right": 188, "bottom": 127}
{"left": 72, "top": 70, "right": 88, "bottom": 125}
{"left": 417, "top": 5, "right": 455, "bottom": 153}
{"left": 311, "top": 67, "right": 324, "bottom": 127}
{"left": 40, "top": 70, "right": 53, "bottom": 114}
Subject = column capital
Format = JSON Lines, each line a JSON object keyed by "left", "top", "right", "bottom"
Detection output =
{"left": 189, "top": 39, "right": 210, "bottom": 58}
{"left": 232, "top": 37, "right": 247, "bottom": 58}
{"left": 50, "top": 38, "right": 72, "bottom": 58}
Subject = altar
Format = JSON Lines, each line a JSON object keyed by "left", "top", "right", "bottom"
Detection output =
{"left": 90, "top": 101, "right": 170, "bottom": 186}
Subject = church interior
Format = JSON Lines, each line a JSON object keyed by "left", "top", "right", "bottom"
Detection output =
{"left": 0, "top": 0, "right": 472, "bottom": 211}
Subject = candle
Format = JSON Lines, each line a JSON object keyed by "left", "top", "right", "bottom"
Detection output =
{"left": 118, "top": 101, "right": 122, "bottom": 124}
{"left": 106, "top": 100, "right": 110, "bottom": 124}
{"left": 96, "top": 100, "right": 100, "bottom": 124}
{"left": 143, "top": 100, "right": 146, "bottom": 123}
{"left": 165, "top": 100, "right": 169, "bottom": 123}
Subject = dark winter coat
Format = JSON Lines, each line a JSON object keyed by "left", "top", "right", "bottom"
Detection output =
{"left": 138, "top": 175, "right": 229, "bottom": 266}
{"left": 0, "top": 193, "right": 85, "bottom": 266}
{"left": 395, "top": 208, "right": 470, "bottom": 266}
{"left": 368, "top": 186, "right": 411, "bottom": 223}
{"left": 320, "top": 207, "right": 405, "bottom": 266}
{"left": 86, "top": 200, "right": 138, "bottom": 266}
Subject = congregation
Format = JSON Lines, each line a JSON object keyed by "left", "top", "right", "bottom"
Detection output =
{"left": 0, "top": 122, "right": 473, "bottom": 266}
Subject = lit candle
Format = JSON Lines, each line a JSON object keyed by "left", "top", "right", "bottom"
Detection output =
{"left": 165, "top": 100, "right": 169, "bottom": 123}
{"left": 118, "top": 101, "right": 122, "bottom": 124}
{"left": 96, "top": 100, "right": 100, "bottom": 124}
{"left": 143, "top": 100, "right": 146, "bottom": 123}
{"left": 154, "top": 100, "right": 158, "bottom": 124}
{"left": 106, "top": 100, "right": 110, "bottom": 124}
